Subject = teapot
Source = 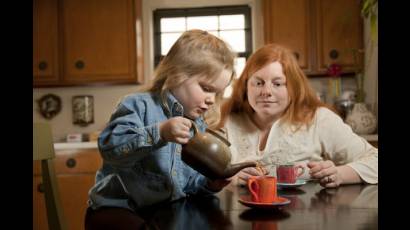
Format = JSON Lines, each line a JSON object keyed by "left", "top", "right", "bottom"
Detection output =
{"left": 182, "top": 121, "right": 257, "bottom": 179}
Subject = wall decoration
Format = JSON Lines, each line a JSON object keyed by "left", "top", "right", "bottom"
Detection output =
{"left": 37, "top": 94, "right": 62, "bottom": 119}
{"left": 72, "top": 95, "right": 94, "bottom": 126}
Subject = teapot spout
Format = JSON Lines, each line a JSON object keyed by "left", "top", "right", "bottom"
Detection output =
{"left": 223, "top": 161, "right": 257, "bottom": 178}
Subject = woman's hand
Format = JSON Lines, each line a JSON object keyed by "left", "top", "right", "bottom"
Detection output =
{"left": 206, "top": 178, "right": 232, "bottom": 192}
{"left": 159, "top": 117, "right": 192, "bottom": 144}
{"left": 307, "top": 160, "right": 343, "bottom": 188}
{"left": 237, "top": 166, "right": 268, "bottom": 186}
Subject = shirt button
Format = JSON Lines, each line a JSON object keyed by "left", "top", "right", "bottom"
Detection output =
{"left": 122, "top": 147, "right": 129, "bottom": 154}
{"left": 147, "top": 136, "right": 153, "bottom": 144}
{"left": 172, "top": 170, "right": 177, "bottom": 176}
{"left": 175, "top": 104, "right": 183, "bottom": 113}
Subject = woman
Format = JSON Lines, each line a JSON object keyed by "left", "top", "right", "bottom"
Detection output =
{"left": 217, "top": 44, "right": 377, "bottom": 188}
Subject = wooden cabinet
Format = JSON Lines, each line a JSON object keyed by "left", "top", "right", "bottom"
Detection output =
{"left": 315, "top": 0, "right": 363, "bottom": 73}
{"left": 33, "top": 148, "right": 102, "bottom": 230}
{"left": 263, "top": 0, "right": 312, "bottom": 72}
{"left": 263, "top": 0, "right": 363, "bottom": 75}
{"left": 33, "top": 0, "right": 60, "bottom": 85}
{"left": 33, "top": 0, "right": 144, "bottom": 87}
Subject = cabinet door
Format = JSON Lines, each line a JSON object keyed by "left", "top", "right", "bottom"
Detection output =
{"left": 33, "top": 0, "right": 60, "bottom": 86}
{"left": 263, "top": 0, "right": 312, "bottom": 72}
{"left": 315, "top": 0, "right": 363, "bottom": 73}
{"left": 62, "top": 0, "right": 139, "bottom": 84}
{"left": 33, "top": 174, "right": 96, "bottom": 230}
{"left": 58, "top": 174, "right": 96, "bottom": 230}
{"left": 34, "top": 176, "right": 49, "bottom": 230}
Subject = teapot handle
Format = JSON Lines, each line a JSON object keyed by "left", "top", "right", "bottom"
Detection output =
{"left": 190, "top": 120, "right": 200, "bottom": 136}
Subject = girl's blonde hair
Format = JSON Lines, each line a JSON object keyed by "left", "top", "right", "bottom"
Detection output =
{"left": 145, "top": 29, "right": 236, "bottom": 126}
{"left": 217, "top": 43, "right": 335, "bottom": 130}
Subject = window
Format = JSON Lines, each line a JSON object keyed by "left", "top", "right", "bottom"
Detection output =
{"left": 153, "top": 5, "right": 252, "bottom": 97}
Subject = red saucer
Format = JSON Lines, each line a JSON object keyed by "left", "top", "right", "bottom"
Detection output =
{"left": 238, "top": 195, "right": 291, "bottom": 209}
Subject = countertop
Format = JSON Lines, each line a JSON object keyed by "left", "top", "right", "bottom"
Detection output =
{"left": 54, "top": 134, "right": 378, "bottom": 150}
{"left": 54, "top": 141, "right": 98, "bottom": 150}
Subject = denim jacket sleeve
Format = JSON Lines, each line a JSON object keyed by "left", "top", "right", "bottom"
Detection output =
{"left": 98, "top": 98, "right": 166, "bottom": 166}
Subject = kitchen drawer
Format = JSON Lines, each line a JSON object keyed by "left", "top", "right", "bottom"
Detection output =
{"left": 34, "top": 149, "right": 102, "bottom": 175}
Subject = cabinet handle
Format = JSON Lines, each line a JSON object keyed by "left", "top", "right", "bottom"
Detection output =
{"left": 75, "top": 60, "right": 85, "bottom": 69}
{"left": 66, "top": 158, "right": 77, "bottom": 168}
{"left": 37, "top": 183, "right": 44, "bottom": 193}
{"left": 38, "top": 61, "right": 48, "bottom": 70}
{"left": 329, "top": 49, "right": 339, "bottom": 60}
{"left": 293, "top": 52, "right": 300, "bottom": 60}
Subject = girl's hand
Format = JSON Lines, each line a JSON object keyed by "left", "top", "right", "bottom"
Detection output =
{"left": 206, "top": 178, "right": 232, "bottom": 192}
{"left": 237, "top": 166, "right": 268, "bottom": 185}
{"left": 159, "top": 117, "right": 192, "bottom": 144}
{"left": 307, "top": 160, "right": 343, "bottom": 188}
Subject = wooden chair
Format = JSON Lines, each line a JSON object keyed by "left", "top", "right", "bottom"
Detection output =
{"left": 33, "top": 123, "right": 68, "bottom": 230}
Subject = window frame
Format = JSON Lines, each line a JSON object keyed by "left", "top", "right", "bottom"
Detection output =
{"left": 153, "top": 5, "right": 252, "bottom": 67}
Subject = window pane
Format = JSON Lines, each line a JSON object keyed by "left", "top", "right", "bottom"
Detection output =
{"left": 234, "top": 57, "right": 246, "bottom": 78}
{"left": 161, "top": 17, "right": 186, "bottom": 32}
{"left": 223, "top": 84, "right": 233, "bottom": 98}
{"left": 161, "top": 33, "right": 182, "bottom": 55}
{"left": 220, "top": 15, "right": 245, "bottom": 29}
{"left": 208, "top": 30, "right": 219, "bottom": 36}
{"left": 187, "top": 16, "right": 218, "bottom": 30}
{"left": 223, "top": 57, "right": 246, "bottom": 98}
{"left": 219, "top": 30, "right": 246, "bottom": 52}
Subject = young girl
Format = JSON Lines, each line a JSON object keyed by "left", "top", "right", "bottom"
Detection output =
{"left": 85, "top": 30, "right": 236, "bottom": 229}
{"left": 217, "top": 43, "right": 378, "bottom": 188}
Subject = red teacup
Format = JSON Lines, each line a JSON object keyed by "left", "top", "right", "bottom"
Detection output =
{"left": 276, "top": 164, "right": 305, "bottom": 184}
{"left": 247, "top": 176, "right": 277, "bottom": 203}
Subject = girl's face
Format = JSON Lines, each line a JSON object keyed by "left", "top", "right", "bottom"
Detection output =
{"left": 171, "top": 69, "right": 232, "bottom": 119}
{"left": 247, "top": 61, "right": 290, "bottom": 121}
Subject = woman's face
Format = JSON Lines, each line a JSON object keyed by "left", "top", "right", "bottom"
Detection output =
{"left": 247, "top": 61, "right": 290, "bottom": 120}
{"left": 171, "top": 69, "right": 232, "bottom": 119}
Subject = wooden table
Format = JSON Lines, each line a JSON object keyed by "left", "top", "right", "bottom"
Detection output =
{"left": 139, "top": 182, "right": 378, "bottom": 230}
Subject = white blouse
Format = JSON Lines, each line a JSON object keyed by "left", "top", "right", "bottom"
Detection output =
{"left": 224, "top": 107, "right": 378, "bottom": 184}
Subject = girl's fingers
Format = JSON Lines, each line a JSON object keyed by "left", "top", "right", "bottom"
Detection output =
{"left": 175, "top": 137, "right": 190, "bottom": 144}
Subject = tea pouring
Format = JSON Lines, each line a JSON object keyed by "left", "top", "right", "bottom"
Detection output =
{"left": 181, "top": 121, "right": 257, "bottom": 179}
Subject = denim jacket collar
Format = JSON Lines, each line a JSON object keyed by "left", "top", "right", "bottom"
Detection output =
{"left": 165, "top": 91, "right": 184, "bottom": 117}
{"left": 164, "top": 91, "right": 205, "bottom": 126}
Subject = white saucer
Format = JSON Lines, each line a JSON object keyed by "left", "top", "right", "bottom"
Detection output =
{"left": 277, "top": 179, "right": 306, "bottom": 188}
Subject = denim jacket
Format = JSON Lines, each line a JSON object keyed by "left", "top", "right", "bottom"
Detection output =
{"left": 88, "top": 91, "right": 215, "bottom": 211}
